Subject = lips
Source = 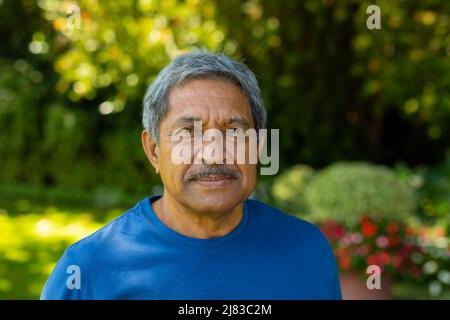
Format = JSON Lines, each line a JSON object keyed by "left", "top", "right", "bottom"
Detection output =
{"left": 192, "top": 175, "right": 236, "bottom": 187}
{"left": 195, "top": 174, "right": 234, "bottom": 181}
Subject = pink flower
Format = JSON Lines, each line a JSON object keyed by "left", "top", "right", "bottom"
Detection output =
{"left": 376, "top": 235, "right": 389, "bottom": 248}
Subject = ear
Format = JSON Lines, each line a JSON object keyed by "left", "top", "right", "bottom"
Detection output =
{"left": 141, "top": 130, "right": 160, "bottom": 174}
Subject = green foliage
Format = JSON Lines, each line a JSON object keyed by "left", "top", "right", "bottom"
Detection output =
{"left": 0, "top": 198, "right": 118, "bottom": 299}
{"left": 216, "top": 0, "right": 450, "bottom": 166}
{"left": 271, "top": 164, "right": 315, "bottom": 215}
{"left": 416, "top": 160, "right": 450, "bottom": 221}
{"left": 1, "top": 0, "right": 449, "bottom": 196}
{"left": 42, "top": 0, "right": 226, "bottom": 103}
{"left": 394, "top": 159, "right": 450, "bottom": 223}
{"left": 393, "top": 282, "right": 450, "bottom": 300}
{"left": 0, "top": 0, "right": 449, "bottom": 193}
{"left": 304, "top": 162, "right": 416, "bottom": 225}
{"left": 0, "top": 0, "right": 228, "bottom": 196}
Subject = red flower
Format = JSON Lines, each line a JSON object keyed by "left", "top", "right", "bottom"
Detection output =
{"left": 366, "top": 251, "right": 390, "bottom": 269}
{"left": 361, "top": 217, "right": 378, "bottom": 237}
{"left": 388, "top": 235, "right": 400, "bottom": 247}
{"left": 391, "top": 256, "right": 402, "bottom": 268}
{"left": 337, "top": 248, "right": 351, "bottom": 270}
{"left": 333, "top": 225, "right": 346, "bottom": 238}
{"left": 320, "top": 221, "right": 346, "bottom": 241}
{"left": 386, "top": 222, "right": 399, "bottom": 235}
{"left": 406, "top": 226, "right": 416, "bottom": 236}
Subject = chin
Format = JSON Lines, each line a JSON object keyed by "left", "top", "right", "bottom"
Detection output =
{"left": 185, "top": 188, "right": 245, "bottom": 214}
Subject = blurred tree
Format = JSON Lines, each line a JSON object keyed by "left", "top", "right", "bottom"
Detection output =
{"left": 214, "top": 0, "right": 450, "bottom": 167}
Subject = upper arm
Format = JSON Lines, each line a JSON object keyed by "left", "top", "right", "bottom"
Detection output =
{"left": 40, "top": 247, "right": 90, "bottom": 300}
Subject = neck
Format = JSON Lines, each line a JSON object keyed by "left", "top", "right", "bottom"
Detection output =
{"left": 151, "top": 192, "right": 244, "bottom": 239}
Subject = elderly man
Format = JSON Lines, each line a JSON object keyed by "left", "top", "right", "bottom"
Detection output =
{"left": 41, "top": 50, "right": 341, "bottom": 300}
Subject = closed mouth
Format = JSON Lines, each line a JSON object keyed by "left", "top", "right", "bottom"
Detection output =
{"left": 194, "top": 174, "right": 236, "bottom": 181}
{"left": 191, "top": 175, "right": 237, "bottom": 186}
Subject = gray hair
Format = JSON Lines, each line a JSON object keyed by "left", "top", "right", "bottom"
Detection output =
{"left": 142, "top": 49, "right": 267, "bottom": 143}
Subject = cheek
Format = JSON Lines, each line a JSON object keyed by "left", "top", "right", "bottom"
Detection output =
{"left": 239, "top": 164, "right": 257, "bottom": 186}
{"left": 158, "top": 148, "right": 185, "bottom": 183}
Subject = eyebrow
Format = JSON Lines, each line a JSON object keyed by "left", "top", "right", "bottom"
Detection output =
{"left": 172, "top": 116, "right": 202, "bottom": 128}
{"left": 228, "top": 117, "right": 251, "bottom": 129}
{"left": 171, "top": 116, "right": 251, "bottom": 129}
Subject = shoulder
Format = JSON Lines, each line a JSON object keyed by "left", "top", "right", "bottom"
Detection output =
{"left": 245, "top": 198, "right": 341, "bottom": 299}
{"left": 41, "top": 199, "right": 148, "bottom": 299}
{"left": 64, "top": 199, "right": 145, "bottom": 262}
{"left": 246, "top": 198, "right": 330, "bottom": 250}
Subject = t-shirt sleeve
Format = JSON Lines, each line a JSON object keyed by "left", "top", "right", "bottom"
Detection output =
{"left": 40, "top": 247, "right": 90, "bottom": 300}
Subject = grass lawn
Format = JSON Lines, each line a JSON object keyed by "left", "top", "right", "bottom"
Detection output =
{"left": 0, "top": 196, "right": 123, "bottom": 299}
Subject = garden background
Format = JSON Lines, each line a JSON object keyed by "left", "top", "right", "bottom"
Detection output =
{"left": 0, "top": 0, "right": 448, "bottom": 299}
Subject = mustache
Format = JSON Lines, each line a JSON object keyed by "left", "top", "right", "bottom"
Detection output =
{"left": 184, "top": 165, "right": 240, "bottom": 181}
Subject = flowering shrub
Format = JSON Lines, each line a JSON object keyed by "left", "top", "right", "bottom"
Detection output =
{"left": 320, "top": 215, "right": 450, "bottom": 298}
{"left": 320, "top": 215, "right": 422, "bottom": 277}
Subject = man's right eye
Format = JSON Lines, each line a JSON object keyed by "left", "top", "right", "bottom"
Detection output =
{"left": 182, "top": 127, "right": 194, "bottom": 133}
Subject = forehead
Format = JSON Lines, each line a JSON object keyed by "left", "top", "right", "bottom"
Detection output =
{"left": 165, "top": 78, "right": 253, "bottom": 124}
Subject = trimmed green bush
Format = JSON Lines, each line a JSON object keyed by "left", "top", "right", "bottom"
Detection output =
{"left": 304, "top": 162, "right": 416, "bottom": 225}
{"left": 271, "top": 164, "right": 315, "bottom": 215}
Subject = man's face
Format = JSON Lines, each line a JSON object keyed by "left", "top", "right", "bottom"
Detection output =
{"left": 155, "top": 78, "right": 257, "bottom": 214}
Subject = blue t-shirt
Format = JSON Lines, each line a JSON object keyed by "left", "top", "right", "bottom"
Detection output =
{"left": 41, "top": 195, "right": 342, "bottom": 300}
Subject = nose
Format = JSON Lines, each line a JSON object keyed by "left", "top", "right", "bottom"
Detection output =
{"left": 193, "top": 129, "right": 226, "bottom": 165}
